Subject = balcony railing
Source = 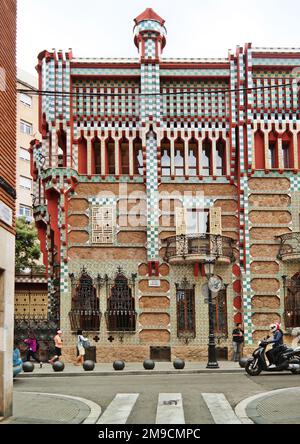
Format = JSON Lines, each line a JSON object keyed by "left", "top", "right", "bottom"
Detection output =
{"left": 69, "top": 309, "right": 102, "bottom": 332}
{"left": 276, "top": 232, "right": 300, "bottom": 262}
{"left": 163, "top": 233, "right": 235, "bottom": 265}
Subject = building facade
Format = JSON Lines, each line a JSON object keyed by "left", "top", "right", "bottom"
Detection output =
{"left": 17, "top": 69, "right": 40, "bottom": 222}
{"left": 30, "top": 8, "right": 300, "bottom": 362}
{"left": 0, "top": 0, "right": 17, "bottom": 417}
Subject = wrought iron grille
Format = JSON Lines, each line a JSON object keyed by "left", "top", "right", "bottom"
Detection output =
{"left": 176, "top": 278, "right": 196, "bottom": 338}
{"left": 68, "top": 268, "right": 101, "bottom": 331}
{"left": 283, "top": 275, "right": 300, "bottom": 328}
{"left": 212, "top": 289, "right": 228, "bottom": 336}
{"left": 105, "top": 268, "right": 137, "bottom": 332}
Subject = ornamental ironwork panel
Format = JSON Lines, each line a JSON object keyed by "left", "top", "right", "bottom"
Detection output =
{"left": 175, "top": 278, "right": 196, "bottom": 339}
{"left": 105, "top": 267, "right": 137, "bottom": 332}
{"left": 283, "top": 274, "right": 300, "bottom": 328}
{"left": 68, "top": 268, "right": 101, "bottom": 331}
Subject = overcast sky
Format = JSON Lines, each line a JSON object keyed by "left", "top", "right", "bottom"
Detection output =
{"left": 17, "top": 0, "right": 300, "bottom": 76}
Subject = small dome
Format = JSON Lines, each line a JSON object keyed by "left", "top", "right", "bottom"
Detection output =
{"left": 134, "top": 8, "right": 165, "bottom": 26}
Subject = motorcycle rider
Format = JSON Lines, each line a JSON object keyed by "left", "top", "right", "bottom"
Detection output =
{"left": 266, "top": 323, "right": 284, "bottom": 368}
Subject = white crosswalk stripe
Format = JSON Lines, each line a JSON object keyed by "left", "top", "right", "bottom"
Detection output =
{"left": 202, "top": 393, "right": 242, "bottom": 424}
{"left": 97, "top": 392, "right": 244, "bottom": 424}
{"left": 97, "top": 393, "right": 139, "bottom": 424}
{"left": 156, "top": 393, "right": 185, "bottom": 424}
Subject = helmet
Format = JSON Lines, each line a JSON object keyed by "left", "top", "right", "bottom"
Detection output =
{"left": 269, "top": 323, "right": 279, "bottom": 332}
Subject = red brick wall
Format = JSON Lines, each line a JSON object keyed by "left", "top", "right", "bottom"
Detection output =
{"left": 0, "top": 0, "right": 16, "bottom": 233}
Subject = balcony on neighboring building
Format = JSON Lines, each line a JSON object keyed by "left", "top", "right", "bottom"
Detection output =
{"left": 277, "top": 232, "right": 300, "bottom": 262}
{"left": 163, "top": 233, "right": 235, "bottom": 265}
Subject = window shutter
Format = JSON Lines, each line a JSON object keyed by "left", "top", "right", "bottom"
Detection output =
{"left": 209, "top": 207, "right": 222, "bottom": 235}
{"left": 175, "top": 207, "right": 187, "bottom": 235}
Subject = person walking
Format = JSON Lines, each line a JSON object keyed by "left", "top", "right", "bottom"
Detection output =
{"left": 232, "top": 323, "right": 244, "bottom": 362}
{"left": 74, "top": 329, "right": 89, "bottom": 366}
{"left": 49, "top": 329, "right": 63, "bottom": 364}
{"left": 24, "top": 332, "right": 42, "bottom": 368}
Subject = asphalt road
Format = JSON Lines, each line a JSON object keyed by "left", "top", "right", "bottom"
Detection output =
{"left": 12, "top": 372, "right": 300, "bottom": 424}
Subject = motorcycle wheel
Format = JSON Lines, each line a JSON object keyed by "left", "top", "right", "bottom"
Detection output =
{"left": 245, "top": 359, "right": 262, "bottom": 376}
{"left": 290, "top": 369, "right": 300, "bottom": 374}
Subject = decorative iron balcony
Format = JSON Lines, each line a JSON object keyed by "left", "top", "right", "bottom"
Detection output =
{"left": 276, "top": 232, "right": 300, "bottom": 262}
{"left": 105, "top": 310, "right": 137, "bottom": 333}
{"left": 69, "top": 309, "right": 102, "bottom": 332}
{"left": 163, "top": 233, "right": 235, "bottom": 265}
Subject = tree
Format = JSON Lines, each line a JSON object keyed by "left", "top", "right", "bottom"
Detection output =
{"left": 15, "top": 217, "right": 41, "bottom": 271}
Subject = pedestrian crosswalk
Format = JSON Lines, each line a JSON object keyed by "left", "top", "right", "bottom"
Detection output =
{"left": 96, "top": 392, "right": 242, "bottom": 424}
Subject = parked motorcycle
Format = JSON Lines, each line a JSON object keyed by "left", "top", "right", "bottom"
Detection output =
{"left": 245, "top": 336, "right": 300, "bottom": 376}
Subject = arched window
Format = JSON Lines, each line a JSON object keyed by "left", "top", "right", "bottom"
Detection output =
{"left": 174, "top": 138, "right": 184, "bottom": 176}
{"left": 188, "top": 138, "right": 198, "bottom": 176}
{"left": 106, "top": 137, "right": 115, "bottom": 175}
{"left": 254, "top": 130, "right": 265, "bottom": 169}
{"left": 120, "top": 137, "right": 129, "bottom": 175}
{"left": 78, "top": 137, "right": 87, "bottom": 174}
{"left": 283, "top": 274, "right": 300, "bottom": 328}
{"left": 105, "top": 269, "right": 136, "bottom": 332}
{"left": 176, "top": 278, "right": 195, "bottom": 338}
{"left": 133, "top": 137, "right": 143, "bottom": 175}
{"left": 57, "top": 129, "right": 66, "bottom": 167}
{"left": 216, "top": 138, "right": 226, "bottom": 176}
{"left": 161, "top": 138, "right": 171, "bottom": 176}
{"left": 202, "top": 138, "right": 212, "bottom": 176}
{"left": 282, "top": 131, "right": 294, "bottom": 169}
{"left": 92, "top": 138, "right": 101, "bottom": 174}
{"left": 268, "top": 131, "right": 278, "bottom": 169}
{"left": 68, "top": 268, "right": 101, "bottom": 331}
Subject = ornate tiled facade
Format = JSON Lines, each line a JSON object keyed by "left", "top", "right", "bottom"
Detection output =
{"left": 30, "top": 8, "right": 300, "bottom": 362}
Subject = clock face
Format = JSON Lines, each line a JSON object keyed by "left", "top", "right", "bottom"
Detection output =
{"left": 208, "top": 275, "right": 222, "bottom": 292}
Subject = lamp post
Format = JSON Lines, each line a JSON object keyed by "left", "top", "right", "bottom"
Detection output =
{"left": 204, "top": 260, "right": 219, "bottom": 369}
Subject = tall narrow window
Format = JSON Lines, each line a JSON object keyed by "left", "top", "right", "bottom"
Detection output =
{"left": 174, "top": 138, "right": 184, "bottom": 176}
{"left": 188, "top": 138, "right": 198, "bottom": 176}
{"left": 186, "top": 209, "right": 209, "bottom": 235}
{"left": 106, "top": 138, "right": 115, "bottom": 175}
{"left": 269, "top": 142, "right": 277, "bottom": 168}
{"left": 282, "top": 141, "right": 291, "bottom": 169}
{"left": 216, "top": 139, "right": 226, "bottom": 176}
{"left": 284, "top": 274, "right": 300, "bottom": 328}
{"left": 161, "top": 138, "right": 171, "bottom": 176}
{"left": 105, "top": 269, "right": 136, "bottom": 332}
{"left": 120, "top": 138, "right": 129, "bottom": 175}
{"left": 133, "top": 138, "right": 143, "bottom": 175}
{"left": 92, "top": 138, "right": 101, "bottom": 174}
{"left": 68, "top": 269, "right": 101, "bottom": 331}
{"left": 202, "top": 138, "right": 212, "bottom": 176}
{"left": 213, "top": 288, "right": 228, "bottom": 335}
{"left": 78, "top": 137, "right": 87, "bottom": 174}
{"left": 176, "top": 279, "right": 195, "bottom": 338}
{"left": 57, "top": 129, "right": 66, "bottom": 167}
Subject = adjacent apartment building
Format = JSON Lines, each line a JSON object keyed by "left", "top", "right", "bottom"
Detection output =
{"left": 30, "top": 8, "right": 300, "bottom": 362}
{"left": 0, "top": 0, "right": 17, "bottom": 417}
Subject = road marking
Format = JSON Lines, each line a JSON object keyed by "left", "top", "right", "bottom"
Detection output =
{"left": 97, "top": 393, "right": 139, "bottom": 424}
{"left": 156, "top": 393, "right": 185, "bottom": 424}
{"left": 202, "top": 393, "right": 242, "bottom": 424}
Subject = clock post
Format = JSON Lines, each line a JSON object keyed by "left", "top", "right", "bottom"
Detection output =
{"left": 204, "top": 260, "right": 220, "bottom": 369}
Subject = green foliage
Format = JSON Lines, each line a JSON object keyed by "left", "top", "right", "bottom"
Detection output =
{"left": 15, "top": 217, "right": 41, "bottom": 271}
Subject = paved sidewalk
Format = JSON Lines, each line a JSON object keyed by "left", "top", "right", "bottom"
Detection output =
{"left": 16, "top": 360, "right": 244, "bottom": 377}
{"left": 244, "top": 387, "right": 300, "bottom": 424}
{"left": 1, "top": 392, "right": 92, "bottom": 424}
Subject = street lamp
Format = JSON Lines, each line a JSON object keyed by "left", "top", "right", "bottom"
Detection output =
{"left": 204, "top": 260, "right": 219, "bottom": 369}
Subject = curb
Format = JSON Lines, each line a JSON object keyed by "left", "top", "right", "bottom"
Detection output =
{"left": 235, "top": 387, "right": 300, "bottom": 424}
{"left": 16, "top": 368, "right": 245, "bottom": 378}
{"left": 17, "top": 391, "right": 102, "bottom": 424}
